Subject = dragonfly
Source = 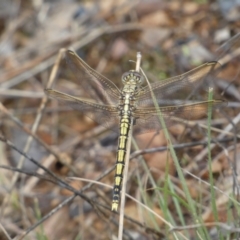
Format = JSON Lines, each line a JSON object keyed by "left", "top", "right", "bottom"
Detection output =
{"left": 45, "top": 50, "right": 223, "bottom": 211}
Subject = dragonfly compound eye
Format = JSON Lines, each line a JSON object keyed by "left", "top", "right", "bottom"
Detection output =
{"left": 122, "top": 71, "right": 144, "bottom": 85}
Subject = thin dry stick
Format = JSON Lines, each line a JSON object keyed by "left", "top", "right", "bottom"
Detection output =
{"left": 0, "top": 222, "right": 11, "bottom": 240}
{"left": 72, "top": 177, "right": 189, "bottom": 239}
{"left": 194, "top": 111, "right": 240, "bottom": 162}
{"left": 0, "top": 52, "right": 57, "bottom": 89}
{"left": 171, "top": 221, "right": 240, "bottom": 233}
{"left": 0, "top": 136, "right": 97, "bottom": 240}
{"left": 0, "top": 49, "right": 65, "bottom": 223}
{"left": 131, "top": 137, "right": 235, "bottom": 158}
{"left": 0, "top": 89, "right": 44, "bottom": 98}
{"left": 118, "top": 52, "right": 142, "bottom": 240}
{"left": 218, "top": 47, "right": 240, "bottom": 66}
{"left": 0, "top": 102, "right": 77, "bottom": 174}
{"left": 193, "top": 37, "right": 240, "bottom": 162}
{"left": 1, "top": 23, "right": 144, "bottom": 89}
{"left": 167, "top": 116, "right": 240, "bottom": 138}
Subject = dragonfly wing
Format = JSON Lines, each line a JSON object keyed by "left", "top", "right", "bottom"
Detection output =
{"left": 65, "top": 50, "right": 121, "bottom": 105}
{"left": 133, "top": 100, "right": 224, "bottom": 134}
{"left": 138, "top": 62, "right": 221, "bottom": 107}
{"left": 45, "top": 89, "right": 119, "bottom": 132}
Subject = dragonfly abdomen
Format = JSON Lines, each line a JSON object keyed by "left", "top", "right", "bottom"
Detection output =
{"left": 112, "top": 92, "right": 135, "bottom": 211}
{"left": 112, "top": 115, "right": 131, "bottom": 212}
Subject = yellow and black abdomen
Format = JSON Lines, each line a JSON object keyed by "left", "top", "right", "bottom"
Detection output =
{"left": 111, "top": 115, "right": 131, "bottom": 211}
{"left": 111, "top": 82, "right": 139, "bottom": 211}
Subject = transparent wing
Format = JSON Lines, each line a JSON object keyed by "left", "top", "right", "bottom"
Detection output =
{"left": 133, "top": 100, "right": 225, "bottom": 134}
{"left": 138, "top": 62, "right": 221, "bottom": 107}
{"left": 65, "top": 50, "right": 121, "bottom": 105}
{"left": 45, "top": 89, "right": 119, "bottom": 131}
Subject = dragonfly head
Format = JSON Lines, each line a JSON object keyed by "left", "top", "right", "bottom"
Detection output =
{"left": 121, "top": 71, "right": 144, "bottom": 86}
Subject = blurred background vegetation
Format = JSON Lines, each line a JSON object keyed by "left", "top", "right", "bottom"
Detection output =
{"left": 0, "top": 0, "right": 240, "bottom": 239}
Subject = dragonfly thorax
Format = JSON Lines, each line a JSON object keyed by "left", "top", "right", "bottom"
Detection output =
{"left": 121, "top": 71, "right": 144, "bottom": 86}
